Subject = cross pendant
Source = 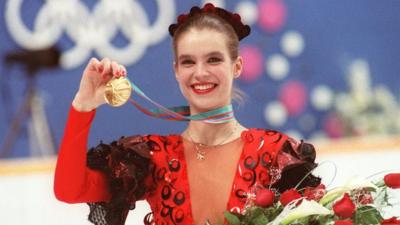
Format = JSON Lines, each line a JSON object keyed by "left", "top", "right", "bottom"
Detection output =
{"left": 196, "top": 150, "right": 206, "bottom": 160}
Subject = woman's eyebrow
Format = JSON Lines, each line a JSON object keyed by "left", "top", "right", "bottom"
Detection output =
{"left": 178, "top": 51, "right": 224, "bottom": 61}
{"left": 205, "top": 51, "right": 224, "bottom": 57}
{"left": 178, "top": 54, "right": 192, "bottom": 61}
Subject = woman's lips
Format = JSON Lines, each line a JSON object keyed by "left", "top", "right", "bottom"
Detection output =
{"left": 191, "top": 83, "right": 218, "bottom": 95}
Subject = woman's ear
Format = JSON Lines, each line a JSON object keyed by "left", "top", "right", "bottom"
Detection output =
{"left": 233, "top": 56, "right": 243, "bottom": 79}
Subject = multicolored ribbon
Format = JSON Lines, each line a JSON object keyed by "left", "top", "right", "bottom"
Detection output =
{"left": 128, "top": 79, "right": 235, "bottom": 124}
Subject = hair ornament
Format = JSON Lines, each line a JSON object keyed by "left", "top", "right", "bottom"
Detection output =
{"left": 169, "top": 3, "right": 251, "bottom": 41}
{"left": 177, "top": 14, "right": 188, "bottom": 24}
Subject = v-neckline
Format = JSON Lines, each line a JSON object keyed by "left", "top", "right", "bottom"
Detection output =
{"left": 177, "top": 129, "right": 250, "bottom": 224}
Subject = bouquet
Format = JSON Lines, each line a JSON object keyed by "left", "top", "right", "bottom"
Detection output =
{"left": 224, "top": 173, "right": 400, "bottom": 225}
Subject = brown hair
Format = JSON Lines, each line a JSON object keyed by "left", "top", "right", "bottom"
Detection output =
{"left": 171, "top": 13, "right": 240, "bottom": 61}
{"left": 169, "top": 3, "right": 250, "bottom": 60}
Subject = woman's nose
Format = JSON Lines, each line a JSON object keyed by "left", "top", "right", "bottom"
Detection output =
{"left": 193, "top": 63, "right": 208, "bottom": 78}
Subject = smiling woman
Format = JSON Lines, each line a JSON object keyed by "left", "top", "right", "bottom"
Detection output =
{"left": 174, "top": 29, "right": 242, "bottom": 114}
{"left": 53, "top": 3, "right": 321, "bottom": 225}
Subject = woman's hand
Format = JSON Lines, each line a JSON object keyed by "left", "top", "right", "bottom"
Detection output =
{"left": 72, "top": 58, "right": 127, "bottom": 112}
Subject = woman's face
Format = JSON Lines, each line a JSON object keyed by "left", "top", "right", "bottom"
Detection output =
{"left": 174, "top": 28, "right": 242, "bottom": 114}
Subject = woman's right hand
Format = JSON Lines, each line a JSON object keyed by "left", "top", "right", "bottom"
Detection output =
{"left": 72, "top": 58, "right": 127, "bottom": 112}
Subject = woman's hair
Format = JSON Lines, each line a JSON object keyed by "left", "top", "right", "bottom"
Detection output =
{"left": 171, "top": 13, "right": 239, "bottom": 61}
{"left": 169, "top": 3, "right": 250, "bottom": 60}
{"left": 169, "top": 3, "right": 250, "bottom": 105}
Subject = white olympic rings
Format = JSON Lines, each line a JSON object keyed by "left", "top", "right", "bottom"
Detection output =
{"left": 5, "top": 0, "right": 176, "bottom": 69}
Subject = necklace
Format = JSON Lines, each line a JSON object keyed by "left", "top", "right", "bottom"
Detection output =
{"left": 186, "top": 121, "right": 238, "bottom": 160}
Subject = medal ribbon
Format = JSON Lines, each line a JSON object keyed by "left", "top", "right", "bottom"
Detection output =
{"left": 127, "top": 79, "right": 234, "bottom": 124}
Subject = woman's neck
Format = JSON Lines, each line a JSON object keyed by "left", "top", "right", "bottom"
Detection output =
{"left": 183, "top": 119, "right": 246, "bottom": 146}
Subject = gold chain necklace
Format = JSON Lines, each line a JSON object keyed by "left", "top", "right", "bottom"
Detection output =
{"left": 187, "top": 122, "right": 238, "bottom": 160}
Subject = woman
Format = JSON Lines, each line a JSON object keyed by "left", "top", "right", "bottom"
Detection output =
{"left": 54, "top": 4, "right": 320, "bottom": 225}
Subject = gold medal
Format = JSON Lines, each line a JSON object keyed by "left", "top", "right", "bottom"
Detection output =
{"left": 104, "top": 77, "right": 132, "bottom": 107}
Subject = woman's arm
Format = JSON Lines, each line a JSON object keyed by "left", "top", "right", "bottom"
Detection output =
{"left": 54, "top": 106, "right": 111, "bottom": 203}
{"left": 54, "top": 58, "right": 127, "bottom": 203}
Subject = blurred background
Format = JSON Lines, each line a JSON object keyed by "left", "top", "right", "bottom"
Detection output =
{"left": 0, "top": 0, "right": 399, "bottom": 224}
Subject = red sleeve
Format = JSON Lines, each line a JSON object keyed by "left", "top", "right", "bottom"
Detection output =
{"left": 54, "top": 106, "right": 111, "bottom": 203}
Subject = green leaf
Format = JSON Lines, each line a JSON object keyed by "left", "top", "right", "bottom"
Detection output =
{"left": 224, "top": 211, "right": 241, "bottom": 225}
{"left": 288, "top": 217, "right": 309, "bottom": 225}
{"left": 353, "top": 206, "right": 383, "bottom": 225}
{"left": 248, "top": 209, "right": 266, "bottom": 225}
{"left": 252, "top": 215, "right": 269, "bottom": 225}
{"left": 313, "top": 214, "right": 334, "bottom": 225}
{"left": 249, "top": 207, "right": 264, "bottom": 218}
{"left": 263, "top": 205, "right": 284, "bottom": 221}
{"left": 250, "top": 208, "right": 269, "bottom": 225}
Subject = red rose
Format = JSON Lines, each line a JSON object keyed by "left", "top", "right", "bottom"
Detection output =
{"left": 254, "top": 189, "right": 275, "bottom": 207}
{"left": 384, "top": 173, "right": 400, "bottom": 189}
{"left": 333, "top": 193, "right": 356, "bottom": 219}
{"left": 381, "top": 217, "right": 400, "bottom": 225}
{"left": 304, "top": 184, "right": 326, "bottom": 201}
{"left": 334, "top": 220, "right": 353, "bottom": 225}
{"left": 280, "top": 188, "right": 302, "bottom": 206}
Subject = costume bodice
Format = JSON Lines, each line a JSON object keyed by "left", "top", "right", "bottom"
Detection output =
{"left": 87, "top": 128, "right": 320, "bottom": 225}
{"left": 145, "top": 129, "right": 283, "bottom": 224}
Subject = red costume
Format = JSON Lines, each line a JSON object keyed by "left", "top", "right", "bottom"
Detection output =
{"left": 54, "top": 106, "right": 320, "bottom": 225}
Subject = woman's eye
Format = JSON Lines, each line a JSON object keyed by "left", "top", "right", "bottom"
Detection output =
{"left": 181, "top": 59, "right": 194, "bottom": 66}
{"left": 208, "top": 57, "right": 222, "bottom": 64}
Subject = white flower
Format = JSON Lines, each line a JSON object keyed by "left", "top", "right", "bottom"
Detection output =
{"left": 319, "top": 176, "right": 377, "bottom": 205}
{"left": 267, "top": 200, "right": 331, "bottom": 225}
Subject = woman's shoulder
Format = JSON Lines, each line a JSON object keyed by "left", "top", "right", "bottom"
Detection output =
{"left": 243, "top": 128, "right": 315, "bottom": 147}
{"left": 119, "top": 133, "right": 183, "bottom": 156}
{"left": 242, "top": 128, "right": 316, "bottom": 157}
{"left": 241, "top": 128, "right": 290, "bottom": 146}
{"left": 243, "top": 128, "right": 320, "bottom": 191}
{"left": 119, "top": 133, "right": 181, "bottom": 144}
{"left": 244, "top": 128, "right": 318, "bottom": 170}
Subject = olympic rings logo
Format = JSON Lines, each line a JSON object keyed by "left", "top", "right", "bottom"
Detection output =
{"left": 5, "top": 0, "right": 176, "bottom": 69}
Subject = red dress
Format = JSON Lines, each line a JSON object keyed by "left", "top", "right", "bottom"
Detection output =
{"left": 54, "top": 106, "right": 320, "bottom": 225}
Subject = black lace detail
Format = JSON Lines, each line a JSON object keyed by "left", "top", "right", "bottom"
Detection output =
{"left": 272, "top": 140, "right": 321, "bottom": 193}
{"left": 86, "top": 135, "right": 154, "bottom": 225}
{"left": 88, "top": 202, "right": 108, "bottom": 225}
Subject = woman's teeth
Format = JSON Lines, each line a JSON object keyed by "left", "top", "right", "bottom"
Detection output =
{"left": 191, "top": 83, "right": 217, "bottom": 94}
{"left": 193, "top": 84, "right": 215, "bottom": 90}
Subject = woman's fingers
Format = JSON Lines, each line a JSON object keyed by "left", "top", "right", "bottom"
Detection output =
{"left": 84, "top": 58, "right": 126, "bottom": 81}
{"left": 100, "top": 58, "right": 112, "bottom": 77}
{"left": 120, "top": 65, "right": 127, "bottom": 77}
{"left": 111, "top": 61, "right": 120, "bottom": 77}
{"left": 99, "top": 58, "right": 126, "bottom": 79}
{"left": 87, "top": 57, "right": 101, "bottom": 72}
